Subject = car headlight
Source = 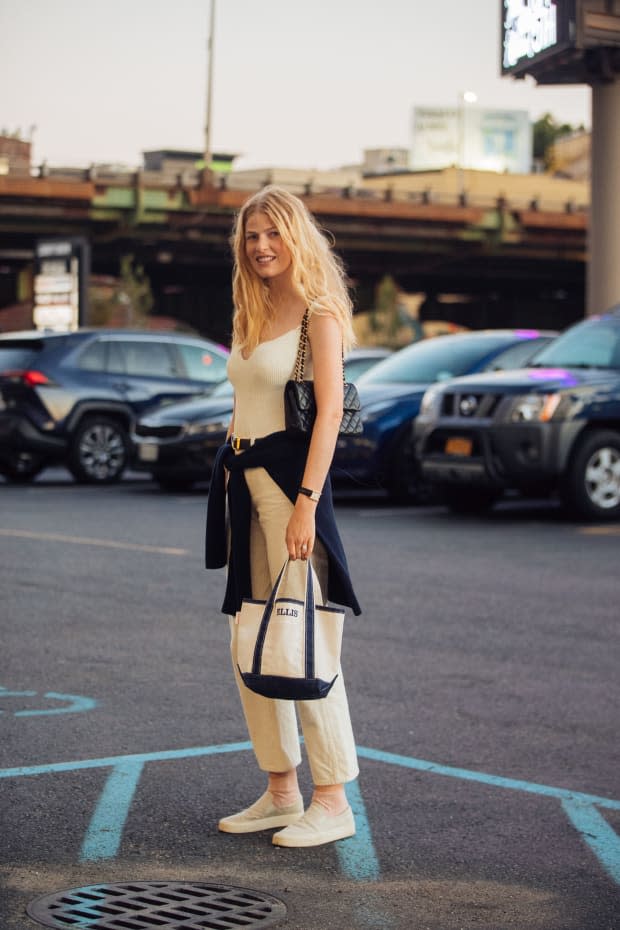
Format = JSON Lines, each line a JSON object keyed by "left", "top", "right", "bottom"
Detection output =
{"left": 504, "top": 393, "right": 564, "bottom": 423}
{"left": 420, "top": 385, "right": 443, "bottom": 417}
{"left": 184, "top": 420, "right": 229, "bottom": 437}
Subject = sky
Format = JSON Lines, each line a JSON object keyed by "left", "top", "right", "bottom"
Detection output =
{"left": 1, "top": 0, "right": 591, "bottom": 172}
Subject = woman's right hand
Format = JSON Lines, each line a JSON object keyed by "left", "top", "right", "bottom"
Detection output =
{"left": 286, "top": 496, "right": 316, "bottom": 561}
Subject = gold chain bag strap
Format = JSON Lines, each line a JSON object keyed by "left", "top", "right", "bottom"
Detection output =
{"left": 284, "top": 310, "right": 363, "bottom": 435}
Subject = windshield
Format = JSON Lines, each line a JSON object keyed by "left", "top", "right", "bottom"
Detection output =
{"left": 359, "top": 334, "right": 521, "bottom": 385}
{"left": 531, "top": 320, "right": 620, "bottom": 370}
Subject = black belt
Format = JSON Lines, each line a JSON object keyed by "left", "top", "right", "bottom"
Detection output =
{"left": 229, "top": 436, "right": 256, "bottom": 451}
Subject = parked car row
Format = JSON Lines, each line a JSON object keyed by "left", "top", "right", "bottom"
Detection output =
{"left": 0, "top": 329, "right": 229, "bottom": 483}
{"left": 131, "top": 347, "right": 394, "bottom": 491}
{"left": 131, "top": 329, "right": 554, "bottom": 496}
{"left": 3, "top": 315, "right": 620, "bottom": 521}
{"left": 415, "top": 308, "right": 620, "bottom": 520}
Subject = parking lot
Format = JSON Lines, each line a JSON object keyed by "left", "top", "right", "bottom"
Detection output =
{"left": 1, "top": 470, "right": 619, "bottom": 930}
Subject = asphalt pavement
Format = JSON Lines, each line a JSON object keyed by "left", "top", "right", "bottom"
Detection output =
{"left": 1, "top": 469, "right": 619, "bottom": 930}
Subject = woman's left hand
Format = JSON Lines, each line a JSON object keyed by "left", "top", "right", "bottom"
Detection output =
{"left": 286, "top": 499, "right": 316, "bottom": 561}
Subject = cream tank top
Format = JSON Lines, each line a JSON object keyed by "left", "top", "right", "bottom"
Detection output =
{"left": 227, "top": 326, "right": 313, "bottom": 439}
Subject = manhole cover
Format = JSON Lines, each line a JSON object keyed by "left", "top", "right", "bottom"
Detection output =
{"left": 27, "top": 881, "right": 287, "bottom": 930}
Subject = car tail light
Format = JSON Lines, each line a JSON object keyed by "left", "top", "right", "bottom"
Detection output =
{"left": 0, "top": 369, "right": 52, "bottom": 386}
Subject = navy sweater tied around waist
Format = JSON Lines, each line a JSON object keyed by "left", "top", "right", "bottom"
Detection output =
{"left": 205, "top": 431, "right": 361, "bottom": 617}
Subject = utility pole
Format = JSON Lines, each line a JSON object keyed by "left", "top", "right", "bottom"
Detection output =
{"left": 203, "top": 0, "right": 216, "bottom": 184}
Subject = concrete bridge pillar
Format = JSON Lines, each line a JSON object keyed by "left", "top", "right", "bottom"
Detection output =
{"left": 588, "top": 78, "right": 620, "bottom": 314}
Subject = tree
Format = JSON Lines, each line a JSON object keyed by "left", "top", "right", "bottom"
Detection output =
{"left": 533, "top": 113, "right": 582, "bottom": 171}
{"left": 88, "top": 255, "right": 153, "bottom": 327}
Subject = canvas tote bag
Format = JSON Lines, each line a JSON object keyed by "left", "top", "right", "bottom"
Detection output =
{"left": 235, "top": 559, "right": 344, "bottom": 700}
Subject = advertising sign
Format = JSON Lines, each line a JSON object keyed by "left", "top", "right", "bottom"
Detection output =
{"left": 501, "top": 0, "right": 576, "bottom": 76}
{"left": 411, "top": 107, "right": 532, "bottom": 174}
{"left": 33, "top": 238, "right": 90, "bottom": 332}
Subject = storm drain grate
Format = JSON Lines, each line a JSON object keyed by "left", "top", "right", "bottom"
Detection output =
{"left": 27, "top": 881, "right": 288, "bottom": 930}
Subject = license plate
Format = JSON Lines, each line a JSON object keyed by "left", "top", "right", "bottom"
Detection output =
{"left": 139, "top": 443, "right": 159, "bottom": 462}
{"left": 445, "top": 436, "right": 472, "bottom": 456}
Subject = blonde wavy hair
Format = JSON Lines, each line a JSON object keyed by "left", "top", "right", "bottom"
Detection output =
{"left": 231, "top": 185, "right": 355, "bottom": 354}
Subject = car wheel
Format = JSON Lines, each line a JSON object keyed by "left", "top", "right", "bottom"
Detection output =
{"left": 443, "top": 486, "right": 500, "bottom": 514}
{"left": 68, "top": 416, "right": 128, "bottom": 484}
{"left": 0, "top": 452, "right": 46, "bottom": 484}
{"left": 561, "top": 430, "right": 620, "bottom": 520}
{"left": 155, "top": 476, "right": 196, "bottom": 492}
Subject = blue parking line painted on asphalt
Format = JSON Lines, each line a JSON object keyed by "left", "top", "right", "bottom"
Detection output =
{"left": 15, "top": 692, "right": 98, "bottom": 717}
{"left": 0, "top": 686, "right": 97, "bottom": 717}
{"left": 0, "top": 742, "right": 253, "bottom": 779}
{"left": 80, "top": 760, "right": 145, "bottom": 862}
{"left": 356, "top": 746, "right": 620, "bottom": 888}
{"left": 339, "top": 779, "right": 380, "bottom": 881}
{"left": 2, "top": 742, "right": 620, "bottom": 888}
{"left": 562, "top": 799, "right": 620, "bottom": 885}
{"left": 355, "top": 746, "right": 620, "bottom": 810}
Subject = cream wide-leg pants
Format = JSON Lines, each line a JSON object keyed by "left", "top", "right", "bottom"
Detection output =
{"left": 228, "top": 466, "right": 359, "bottom": 786}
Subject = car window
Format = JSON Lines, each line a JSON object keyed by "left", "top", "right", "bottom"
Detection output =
{"left": 177, "top": 343, "right": 228, "bottom": 382}
{"left": 107, "top": 341, "right": 125, "bottom": 373}
{"left": 344, "top": 357, "right": 386, "bottom": 382}
{"left": 117, "top": 340, "right": 177, "bottom": 377}
{"left": 482, "top": 337, "right": 551, "bottom": 372}
{"left": 532, "top": 321, "right": 620, "bottom": 369}
{"left": 360, "top": 334, "right": 518, "bottom": 385}
{"left": 77, "top": 340, "right": 107, "bottom": 372}
{"left": 0, "top": 343, "right": 44, "bottom": 370}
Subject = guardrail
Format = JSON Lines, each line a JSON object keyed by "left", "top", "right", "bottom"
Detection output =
{"left": 9, "top": 164, "right": 589, "bottom": 217}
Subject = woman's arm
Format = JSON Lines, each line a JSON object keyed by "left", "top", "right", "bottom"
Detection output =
{"left": 286, "top": 311, "right": 344, "bottom": 560}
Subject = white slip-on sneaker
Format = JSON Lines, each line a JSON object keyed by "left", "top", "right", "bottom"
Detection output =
{"left": 272, "top": 801, "right": 355, "bottom": 847}
{"left": 218, "top": 791, "right": 304, "bottom": 834}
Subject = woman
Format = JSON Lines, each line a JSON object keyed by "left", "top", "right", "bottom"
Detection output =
{"left": 205, "top": 185, "right": 361, "bottom": 848}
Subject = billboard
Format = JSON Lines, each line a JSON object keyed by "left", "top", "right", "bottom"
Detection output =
{"left": 501, "top": 0, "right": 577, "bottom": 77}
{"left": 411, "top": 107, "right": 532, "bottom": 174}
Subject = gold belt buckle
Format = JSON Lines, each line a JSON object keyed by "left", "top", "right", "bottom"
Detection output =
{"left": 232, "top": 436, "right": 241, "bottom": 451}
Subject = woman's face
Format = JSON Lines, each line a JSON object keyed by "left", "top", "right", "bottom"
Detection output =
{"left": 244, "top": 210, "right": 292, "bottom": 281}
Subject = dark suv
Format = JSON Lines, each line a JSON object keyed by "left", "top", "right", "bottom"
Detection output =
{"left": 0, "top": 329, "right": 229, "bottom": 484}
{"left": 415, "top": 310, "right": 620, "bottom": 519}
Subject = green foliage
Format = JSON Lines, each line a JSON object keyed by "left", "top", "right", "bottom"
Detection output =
{"left": 88, "top": 255, "right": 153, "bottom": 327}
{"left": 356, "top": 276, "right": 418, "bottom": 348}
{"left": 533, "top": 113, "right": 580, "bottom": 170}
{"left": 376, "top": 275, "right": 400, "bottom": 338}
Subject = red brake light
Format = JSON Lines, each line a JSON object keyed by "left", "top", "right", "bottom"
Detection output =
{"left": 23, "top": 370, "right": 51, "bottom": 386}
{"left": 0, "top": 369, "right": 51, "bottom": 386}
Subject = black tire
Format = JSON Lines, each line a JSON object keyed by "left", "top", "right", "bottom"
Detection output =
{"left": 561, "top": 430, "right": 620, "bottom": 520}
{"left": 443, "top": 486, "right": 500, "bottom": 514}
{"left": 68, "top": 416, "right": 128, "bottom": 484}
{"left": 0, "top": 452, "right": 45, "bottom": 484}
{"left": 155, "top": 476, "right": 196, "bottom": 492}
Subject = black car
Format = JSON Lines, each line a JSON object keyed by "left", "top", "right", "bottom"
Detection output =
{"left": 414, "top": 310, "right": 620, "bottom": 519}
{"left": 331, "top": 329, "right": 556, "bottom": 501}
{"left": 130, "top": 351, "right": 392, "bottom": 491}
{"left": 131, "top": 379, "right": 234, "bottom": 490}
{"left": 0, "top": 329, "right": 229, "bottom": 484}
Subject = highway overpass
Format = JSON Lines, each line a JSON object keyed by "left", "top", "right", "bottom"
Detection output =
{"left": 0, "top": 170, "right": 587, "bottom": 342}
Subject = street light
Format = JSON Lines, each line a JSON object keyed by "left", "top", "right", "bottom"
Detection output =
{"left": 203, "top": 0, "right": 216, "bottom": 183}
{"left": 457, "top": 90, "right": 477, "bottom": 200}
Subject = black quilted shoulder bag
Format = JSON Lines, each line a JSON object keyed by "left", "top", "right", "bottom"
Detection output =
{"left": 284, "top": 310, "right": 363, "bottom": 436}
